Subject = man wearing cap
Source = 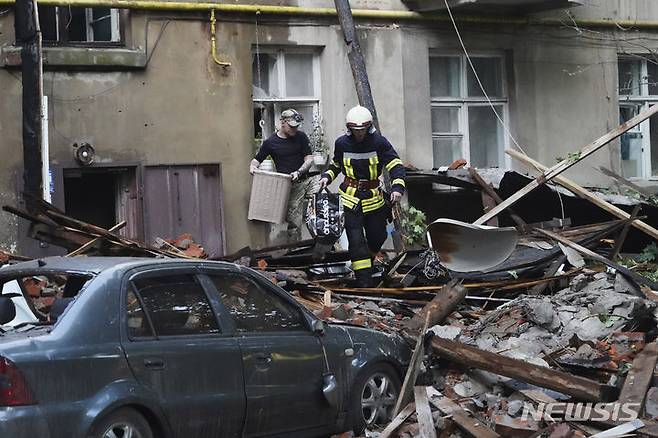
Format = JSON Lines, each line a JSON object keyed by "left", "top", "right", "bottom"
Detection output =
{"left": 319, "top": 105, "right": 406, "bottom": 288}
{"left": 250, "top": 109, "right": 319, "bottom": 242}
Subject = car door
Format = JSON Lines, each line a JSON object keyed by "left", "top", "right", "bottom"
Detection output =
{"left": 205, "top": 270, "right": 337, "bottom": 437}
{"left": 121, "top": 269, "right": 245, "bottom": 438}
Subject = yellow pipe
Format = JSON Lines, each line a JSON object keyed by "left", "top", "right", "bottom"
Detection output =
{"left": 210, "top": 9, "right": 231, "bottom": 67}
{"left": 0, "top": 0, "right": 657, "bottom": 29}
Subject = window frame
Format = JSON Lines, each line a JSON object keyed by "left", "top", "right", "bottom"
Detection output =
{"left": 39, "top": 6, "right": 122, "bottom": 46}
{"left": 252, "top": 47, "right": 322, "bottom": 141}
{"left": 123, "top": 268, "right": 225, "bottom": 341}
{"left": 618, "top": 56, "right": 658, "bottom": 180}
{"left": 429, "top": 52, "right": 510, "bottom": 169}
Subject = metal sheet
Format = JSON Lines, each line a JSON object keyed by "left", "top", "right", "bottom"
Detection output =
{"left": 426, "top": 218, "right": 518, "bottom": 272}
{"left": 143, "top": 164, "right": 225, "bottom": 257}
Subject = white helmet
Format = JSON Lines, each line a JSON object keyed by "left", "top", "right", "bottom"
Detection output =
{"left": 345, "top": 105, "right": 373, "bottom": 130}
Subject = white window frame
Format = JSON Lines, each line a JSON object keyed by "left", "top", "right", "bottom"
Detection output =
{"left": 252, "top": 48, "right": 322, "bottom": 140}
{"left": 42, "top": 7, "right": 120, "bottom": 43}
{"left": 618, "top": 56, "right": 658, "bottom": 180}
{"left": 429, "top": 53, "right": 510, "bottom": 169}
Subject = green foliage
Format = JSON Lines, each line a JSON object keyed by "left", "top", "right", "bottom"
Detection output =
{"left": 638, "top": 243, "right": 658, "bottom": 263}
{"left": 400, "top": 206, "right": 427, "bottom": 247}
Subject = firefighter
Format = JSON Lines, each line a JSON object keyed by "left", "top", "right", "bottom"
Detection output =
{"left": 319, "top": 105, "right": 406, "bottom": 287}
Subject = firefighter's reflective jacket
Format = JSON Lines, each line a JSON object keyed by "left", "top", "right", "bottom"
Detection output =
{"left": 321, "top": 130, "right": 406, "bottom": 213}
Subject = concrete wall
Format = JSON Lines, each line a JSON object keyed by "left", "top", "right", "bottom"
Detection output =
{"left": 2, "top": 0, "right": 658, "bottom": 253}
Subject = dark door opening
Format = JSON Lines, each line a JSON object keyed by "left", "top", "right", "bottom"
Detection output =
{"left": 63, "top": 167, "right": 140, "bottom": 238}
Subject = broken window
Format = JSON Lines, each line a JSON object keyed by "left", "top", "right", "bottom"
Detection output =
{"left": 131, "top": 275, "right": 220, "bottom": 337}
{"left": 252, "top": 48, "right": 321, "bottom": 148}
{"left": 617, "top": 57, "right": 658, "bottom": 179}
{"left": 38, "top": 6, "right": 121, "bottom": 44}
{"left": 429, "top": 54, "right": 508, "bottom": 169}
{"left": 210, "top": 274, "right": 304, "bottom": 332}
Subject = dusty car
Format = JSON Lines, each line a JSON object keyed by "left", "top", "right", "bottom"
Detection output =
{"left": 0, "top": 257, "right": 410, "bottom": 438}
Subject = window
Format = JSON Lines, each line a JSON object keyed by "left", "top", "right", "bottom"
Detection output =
{"left": 618, "top": 57, "right": 658, "bottom": 179}
{"left": 126, "top": 289, "right": 151, "bottom": 338}
{"left": 210, "top": 274, "right": 304, "bottom": 332}
{"left": 131, "top": 274, "right": 219, "bottom": 337}
{"left": 38, "top": 6, "right": 120, "bottom": 43}
{"left": 252, "top": 49, "right": 321, "bottom": 144}
{"left": 429, "top": 54, "right": 508, "bottom": 169}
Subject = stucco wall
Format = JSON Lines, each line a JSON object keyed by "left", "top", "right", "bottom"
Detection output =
{"left": 3, "top": 0, "right": 658, "bottom": 254}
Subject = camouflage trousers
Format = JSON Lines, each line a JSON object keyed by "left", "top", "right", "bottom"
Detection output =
{"left": 286, "top": 175, "right": 320, "bottom": 242}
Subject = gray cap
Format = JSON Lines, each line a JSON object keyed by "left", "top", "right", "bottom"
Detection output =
{"left": 281, "top": 109, "right": 303, "bottom": 127}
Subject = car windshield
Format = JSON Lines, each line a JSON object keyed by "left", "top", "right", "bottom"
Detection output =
{"left": 0, "top": 273, "right": 93, "bottom": 328}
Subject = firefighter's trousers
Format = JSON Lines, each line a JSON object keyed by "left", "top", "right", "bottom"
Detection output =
{"left": 345, "top": 204, "right": 388, "bottom": 287}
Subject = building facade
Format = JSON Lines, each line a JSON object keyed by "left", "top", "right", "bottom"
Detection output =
{"left": 0, "top": 0, "right": 656, "bottom": 256}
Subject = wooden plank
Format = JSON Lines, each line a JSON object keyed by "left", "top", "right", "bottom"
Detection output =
{"left": 469, "top": 167, "right": 525, "bottom": 227}
{"left": 394, "top": 314, "right": 430, "bottom": 416}
{"left": 474, "top": 104, "right": 658, "bottom": 225}
{"left": 430, "top": 337, "right": 617, "bottom": 402}
{"left": 480, "top": 189, "right": 499, "bottom": 227}
{"left": 66, "top": 221, "right": 126, "bottom": 257}
{"left": 535, "top": 228, "right": 658, "bottom": 290}
{"left": 507, "top": 148, "right": 658, "bottom": 241}
{"left": 426, "top": 387, "right": 500, "bottom": 438}
{"left": 414, "top": 386, "right": 437, "bottom": 438}
{"left": 618, "top": 342, "right": 658, "bottom": 409}
{"left": 378, "top": 402, "right": 416, "bottom": 438}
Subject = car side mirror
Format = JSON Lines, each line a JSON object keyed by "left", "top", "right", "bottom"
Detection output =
{"left": 0, "top": 297, "right": 16, "bottom": 325}
{"left": 312, "top": 319, "right": 325, "bottom": 335}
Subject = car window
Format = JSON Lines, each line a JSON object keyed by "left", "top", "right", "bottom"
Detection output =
{"left": 209, "top": 274, "right": 304, "bottom": 333}
{"left": 132, "top": 274, "right": 219, "bottom": 337}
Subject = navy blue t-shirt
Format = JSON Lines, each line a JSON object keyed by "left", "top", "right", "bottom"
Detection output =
{"left": 255, "top": 131, "right": 312, "bottom": 174}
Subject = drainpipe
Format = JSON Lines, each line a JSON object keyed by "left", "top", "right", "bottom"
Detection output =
{"left": 2, "top": 0, "right": 658, "bottom": 29}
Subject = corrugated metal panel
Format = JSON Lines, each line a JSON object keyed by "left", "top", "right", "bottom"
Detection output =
{"left": 143, "top": 164, "right": 225, "bottom": 257}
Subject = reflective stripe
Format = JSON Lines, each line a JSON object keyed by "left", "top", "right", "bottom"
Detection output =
{"left": 392, "top": 178, "right": 406, "bottom": 187}
{"left": 347, "top": 186, "right": 357, "bottom": 198}
{"left": 344, "top": 151, "right": 378, "bottom": 160}
{"left": 363, "top": 199, "right": 385, "bottom": 213}
{"left": 385, "top": 158, "right": 403, "bottom": 172}
{"left": 362, "top": 194, "right": 383, "bottom": 205}
{"left": 327, "top": 169, "right": 336, "bottom": 180}
{"left": 368, "top": 156, "right": 378, "bottom": 180}
{"left": 352, "top": 259, "right": 372, "bottom": 270}
{"left": 343, "top": 158, "right": 355, "bottom": 179}
{"left": 331, "top": 160, "right": 341, "bottom": 168}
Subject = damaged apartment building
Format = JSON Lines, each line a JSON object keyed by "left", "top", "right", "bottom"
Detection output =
{"left": 0, "top": 0, "right": 657, "bottom": 258}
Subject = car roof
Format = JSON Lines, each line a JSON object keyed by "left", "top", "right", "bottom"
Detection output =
{"left": 0, "top": 256, "right": 237, "bottom": 277}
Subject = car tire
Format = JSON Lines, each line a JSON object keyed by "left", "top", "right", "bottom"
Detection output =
{"left": 88, "top": 407, "right": 153, "bottom": 438}
{"left": 349, "top": 362, "right": 401, "bottom": 435}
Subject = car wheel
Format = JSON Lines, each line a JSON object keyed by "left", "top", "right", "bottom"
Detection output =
{"left": 88, "top": 407, "right": 153, "bottom": 438}
{"left": 349, "top": 362, "right": 401, "bottom": 434}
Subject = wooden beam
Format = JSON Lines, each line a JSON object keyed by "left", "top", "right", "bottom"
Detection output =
{"left": 618, "top": 342, "right": 658, "bottom": 410}
{"left": 394, "top": 314, "right": 430, "bottom": 416}
{"left": 379, "top": 402, "right": 416, "bottom": 438}
{"left": 66, "top": 221, "right": 127, "bottom": 257}
{"left": 598, "top": 166, "right": 655, "bottom": 199}
{"left": 507, "top": 149, "right": 658, "bottom": 241}
{"left": 610, "top": 204, "right": 642, "bottom": 260}
{"left": 414, "top": 386, "right": 438, "bottom": 438}
{"left": 430, "top": 337, "right": 618, "bottom": 402}
{"left": 468, "top": 167, "right": 525, "bottom": 227}
{"left": 403, "top": 279, "right": 466, "bottom": 337}
{"left": 474, "top": 104, "right": 658, "bottom": 225}
{"left": 535, "top": 228, "right": 658, "bottom": 290}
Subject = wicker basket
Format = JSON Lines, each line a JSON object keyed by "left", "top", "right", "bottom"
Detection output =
{"left": 248, "top": 170, "right": 292, "bottom": 224}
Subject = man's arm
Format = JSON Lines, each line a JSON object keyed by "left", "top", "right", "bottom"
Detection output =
{"left": 249, "top": 158, "right": 260, "bottom": 174}
{"left": 291, "top": 155, "right": 314, "bottom": 182}
{"left": 319, "top": 142, "right": 343, "bottom": 188}
{"left": 379, "top": 138, "right": 406, "bottom": 203}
